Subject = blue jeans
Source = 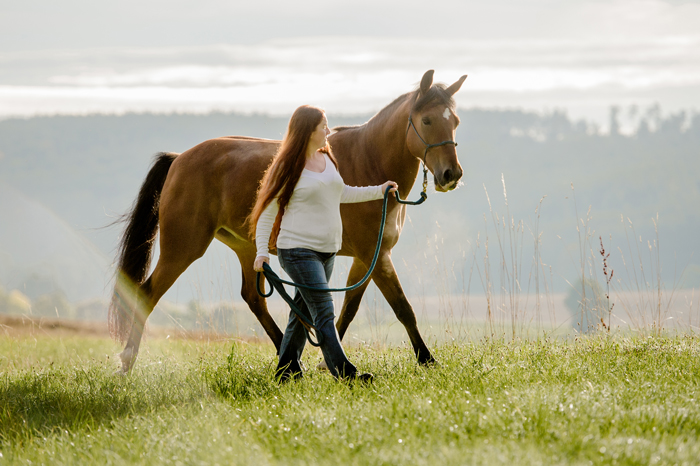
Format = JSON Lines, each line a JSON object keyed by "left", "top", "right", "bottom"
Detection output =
{"left": 277, "top": 248, "right": 357, "bottom": 378}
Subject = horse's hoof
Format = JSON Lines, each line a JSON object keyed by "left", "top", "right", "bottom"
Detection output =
{"left": 118, "top": 348, "right": 137, "bottom": 374}
{"left": 316, "top": 359, "right": 329, "bottom": 371}
{"left": 418, "top": 355, "right": 438, "bottom": 366}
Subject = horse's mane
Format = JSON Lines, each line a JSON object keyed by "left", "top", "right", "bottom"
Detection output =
{"left": 333, "top": 125, "right": 361, "bottom": 133}
{"left": 333, "top": 84, "right": 456, "bottom": 134}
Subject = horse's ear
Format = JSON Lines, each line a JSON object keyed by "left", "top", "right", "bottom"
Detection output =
{"left": 419, "top": 70, "right": 434, "bottom": 96}
{"left": 446, "top": 75, "right": 468, "bottom": 96}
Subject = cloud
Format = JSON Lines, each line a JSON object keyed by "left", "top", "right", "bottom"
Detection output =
{"left": 1, "top": 35, "right": 700, "bottom": 124}
{"left": 3, "top": 0, "right": 700, "bottom": 52}
{"left": 5, "top": 35, "right": 700, "bottom": 86}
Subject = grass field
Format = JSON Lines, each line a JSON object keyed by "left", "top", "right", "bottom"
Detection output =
{"left": 1, "top": 333, "right": 699, "bottom": 465}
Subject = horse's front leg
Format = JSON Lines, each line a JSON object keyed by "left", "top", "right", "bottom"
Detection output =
{"left": 336, "top": 257, "right": 372, "bottom": 340}
{"left": 372, "top": 253, "right": 436, "bottom": 365}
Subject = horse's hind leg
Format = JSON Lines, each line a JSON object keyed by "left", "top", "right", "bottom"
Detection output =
{"left": 119, "top": 224, "right": 214, "bottom": 373}
{"left": 233, "top": 246, "right": 284, "bottom": 351}
{"left": 371, "top": 254, "right": 436, "bottom": 365}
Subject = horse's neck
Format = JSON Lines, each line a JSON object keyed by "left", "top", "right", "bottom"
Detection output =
{"left": 358, "top": 98, "right": 421, "bottom": 190}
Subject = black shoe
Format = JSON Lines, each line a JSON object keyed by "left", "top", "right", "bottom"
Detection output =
{"left": 275, "top": 360, "right": 303, "bottom": 383}
{"left": 277, "top": 369, "right": 303, "bottom": 383}
{"left": 342, "top": 372, "right": 374, "bottom": 385}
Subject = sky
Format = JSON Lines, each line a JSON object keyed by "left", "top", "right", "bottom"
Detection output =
{"left": 1, "top": 0, "right": 700, "bottom": 129}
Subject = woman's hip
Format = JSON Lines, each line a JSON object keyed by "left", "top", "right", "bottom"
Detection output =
{"left": 278, "top": 248, "right": 336, "bottom": 293}
{"left": 278, "top": 248, "right": 336, "bottom": 315}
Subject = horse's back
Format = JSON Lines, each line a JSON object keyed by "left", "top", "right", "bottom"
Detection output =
{"left": 174, "top": 136, "right": 279, "bottom": 169}
{"left": 160, "top": 136, "right": 280, "bottom": 237}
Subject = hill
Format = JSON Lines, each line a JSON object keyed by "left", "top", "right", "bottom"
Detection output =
{"left": 0, "top": 108, "right": 698, "bottom": 309}
{"left": 0, "top": 183, "right": 109, "bottom": 301}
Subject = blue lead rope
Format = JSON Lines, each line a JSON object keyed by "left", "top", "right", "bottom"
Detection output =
{"left": 256, "top": 186, "right": 427, "bottom": 346}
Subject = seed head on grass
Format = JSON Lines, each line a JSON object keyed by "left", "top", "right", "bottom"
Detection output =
{"left": 600, "top": 236, "right": 614, "bottom": 333}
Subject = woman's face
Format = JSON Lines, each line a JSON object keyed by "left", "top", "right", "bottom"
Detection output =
{"left": 308, "top": 115, "right": 330, "bottom": 152}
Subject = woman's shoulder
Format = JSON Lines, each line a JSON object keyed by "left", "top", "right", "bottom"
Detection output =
{"left": 324, "top": 153, "right": 341, "bottom": 173}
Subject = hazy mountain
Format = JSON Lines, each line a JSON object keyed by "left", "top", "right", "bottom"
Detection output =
{"left": 0, "top": 183, "right": 110, "bottom": 301}
{"left": 0, "top": 108, "right": 698, "bottom": 307}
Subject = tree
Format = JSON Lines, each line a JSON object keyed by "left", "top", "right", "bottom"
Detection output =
{"left": 565, "top": 278, "right": 606, "bottom": 333}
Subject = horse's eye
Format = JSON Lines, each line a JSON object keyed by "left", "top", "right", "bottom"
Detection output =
{"left": 422, "top": 117, "right": 431, "bottom": 125}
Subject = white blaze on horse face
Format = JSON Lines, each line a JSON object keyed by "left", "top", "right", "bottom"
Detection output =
{"left": 443, "top": 107, "right": 451, "bottom": 120}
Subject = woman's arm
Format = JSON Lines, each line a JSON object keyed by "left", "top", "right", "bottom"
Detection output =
{"left": 341, "top": 181, "right": 397, "bottom": 203}
{"left": 254, "top": 200, "right": 279, "bottom": 270}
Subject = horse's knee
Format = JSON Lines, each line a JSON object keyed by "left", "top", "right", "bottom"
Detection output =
{"left": 341, "top": 289, "right": 364, "bottom": 315}
{"left": 337, "top": 302, "right": 359, "bottom": 325}
{"left": 337, "top": 297, "right": 361, "bottom": 336}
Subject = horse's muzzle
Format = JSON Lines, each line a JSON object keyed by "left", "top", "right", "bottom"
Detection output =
{"left": 434, "top": 167, "right": 463, "bottom": 192}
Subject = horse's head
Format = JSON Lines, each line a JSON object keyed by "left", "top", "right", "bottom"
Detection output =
{"left": 407, "top": 70, "right": 467, "bottom": 192}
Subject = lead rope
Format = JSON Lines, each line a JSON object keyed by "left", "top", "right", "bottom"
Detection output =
{"left": 256, "top": 185, "right": 427, "bottom": 347}
{"left": 258, "top": 110, "right": 458, "bottom": 347}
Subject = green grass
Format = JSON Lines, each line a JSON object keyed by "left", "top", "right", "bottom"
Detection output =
{"left": 1, "top": 335, "right": 699, "bottom": 465}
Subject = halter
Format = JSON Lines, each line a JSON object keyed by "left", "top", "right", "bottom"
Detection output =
{"left": 406, "top": 114, "right": 458, "bottom": 193}
{"left": 258, "top": 186, "right": 427, "bottom": 347}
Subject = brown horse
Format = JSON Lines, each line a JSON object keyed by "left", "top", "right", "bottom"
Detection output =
{"left": 110, "top": 70, "right": 467, "bottom": 373}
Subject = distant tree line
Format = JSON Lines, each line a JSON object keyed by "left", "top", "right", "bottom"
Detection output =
{"left": 0, "top": 106, "right": 697, "bottom": 325}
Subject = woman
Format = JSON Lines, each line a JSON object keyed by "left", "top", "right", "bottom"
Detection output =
{"left": 248, "top": 105, "right": 397, "bottom": 382}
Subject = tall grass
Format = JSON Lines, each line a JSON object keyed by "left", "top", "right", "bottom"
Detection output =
{"left": 614, "top": 214, "right": 684, "bottom": 333}
{"left": 545, "top": 183, "right": 692, "bottom": 337}
{"left": 367, "top": 176, "right": 693, "bottom": 341}
{"left": 469, "top": 175, "right": 554, "bottom": 340}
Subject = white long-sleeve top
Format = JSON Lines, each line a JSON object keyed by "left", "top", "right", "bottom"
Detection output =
{"left": 255, "top": 154, "right": 384, "bottom": 258}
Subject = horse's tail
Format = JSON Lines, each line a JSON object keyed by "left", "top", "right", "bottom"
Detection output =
{"left": 109, "top": 152, "right": 178, "bottom": 343}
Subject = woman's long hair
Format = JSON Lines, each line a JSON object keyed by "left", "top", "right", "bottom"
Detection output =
{"left": 247, "top": 105, "right": 339, "bottom": 251}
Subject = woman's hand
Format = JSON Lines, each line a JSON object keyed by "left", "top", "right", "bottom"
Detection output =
{"left": 380, "top": 180, "right": 398, "bottom": 194}
{"left": 254, "top": 256, "right": 269, "bottom": 272}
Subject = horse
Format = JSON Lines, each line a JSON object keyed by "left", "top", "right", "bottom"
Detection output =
{"left": 110, "top": 70, "right": 467, "bottom": 373}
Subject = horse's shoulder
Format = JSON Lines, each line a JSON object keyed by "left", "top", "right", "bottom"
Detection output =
{"left": 330, "top": 125, "right": 365, "bottom": 153}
